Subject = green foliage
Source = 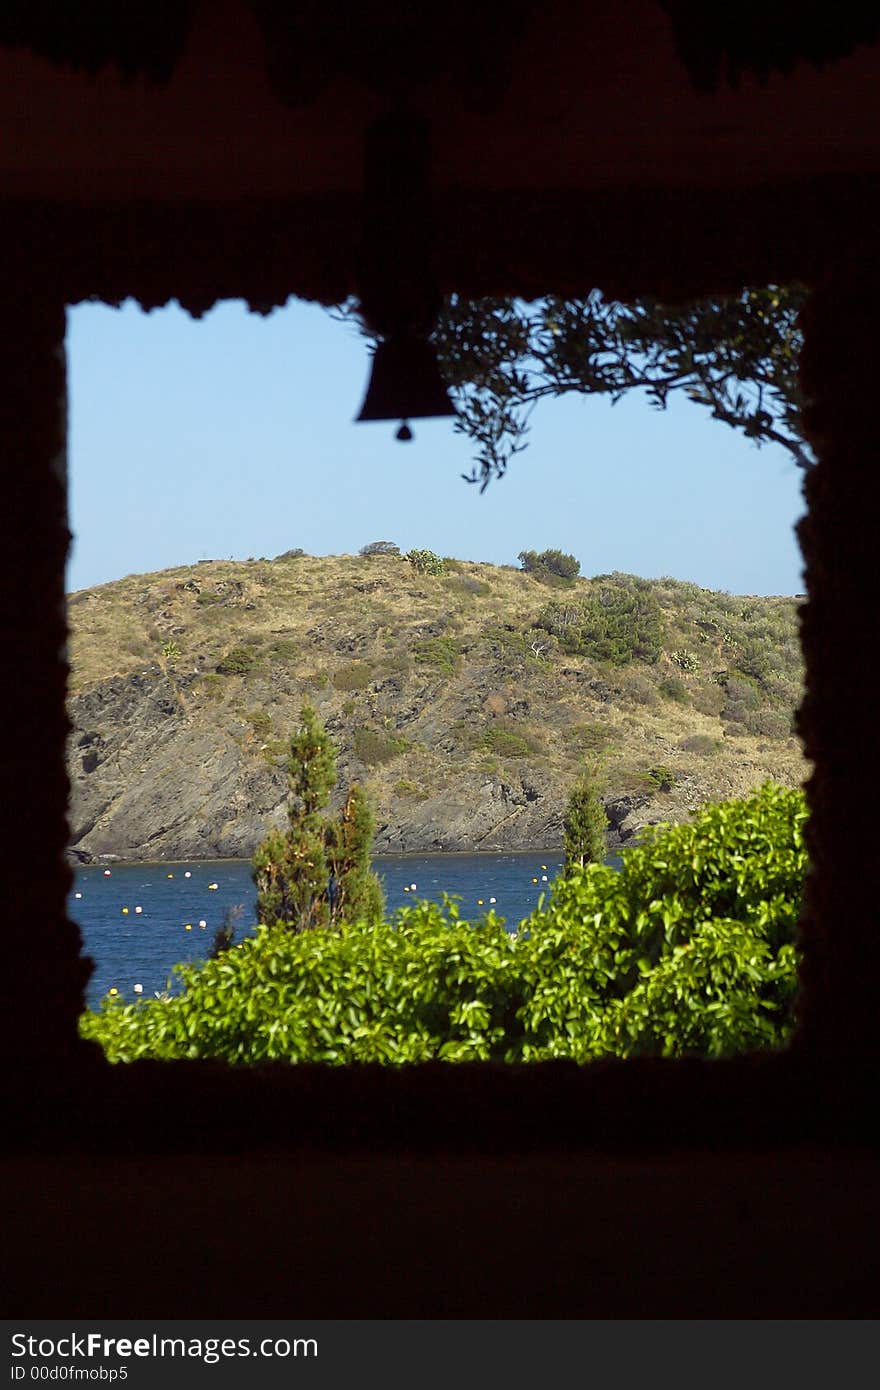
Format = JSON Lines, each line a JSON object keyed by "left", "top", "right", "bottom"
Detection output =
{"left": 671, "top": 648, "right": 700, "bottom": 673}
{"left": 644, "top": 765, "right": 676, "bottom": 791}
{"left": 285, "top": 703, "right": 337, "bottom": 818}
{"left": 518, "top": 548, "right": 581, "bottom": 582}
{"left": 563, "top": 764, "right": 608, "bottom": 873}
{"left": 251, "top": 703, "right": 384, "bottom": 932}
{"left": 658, "top": 675, "right": 689, "bottom": 703}
{"left": 269, "top": 638, "right": 298, "bottom": 660}
{"left": 538, "top": 576, "right": 664, "bottom": 664}
{"left": 331, "top": 662, "right": 374, "bottom": 692}
{"left": 216, "top": 645, "right": 260, "bottom": 676}
{"left": 483, "top": 724, "right": 539, "bottom": 758}
{"left": 412, "top": 636, "right": 461, "bottom": 675}
{"left": 161, "top": 639, "right": 181, "bottom": 661}
{"left": 435, "top": 287, "right": 811, "bottom": 490}
{"left": 353, "top": 727, "right": 409, "bottom": 766}
{"left": 359, "top": 540, "right": 400, "bottom": 557}
{"left": 80, "top": 785, "right": 807, "bottom": 1066}
{"left": 405, "top": 548, "right": 446, "bottom": 576}
{"left": 246, "top": 709, "right": 273, "bottom": 738}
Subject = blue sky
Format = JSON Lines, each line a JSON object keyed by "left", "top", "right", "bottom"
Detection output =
{"left": 66, "top": 297, "right": 806, "bottom": 597}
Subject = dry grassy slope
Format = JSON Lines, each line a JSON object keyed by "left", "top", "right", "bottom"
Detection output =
{"left": 65, "top": 552, "right": 809, "bottom": 861}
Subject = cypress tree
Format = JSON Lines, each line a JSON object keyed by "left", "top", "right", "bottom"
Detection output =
{"left": 252, "top": 703, "right": 385, "bottom": 930}
{"left": 562, "top": 762, "right": 609, "bottom": 874}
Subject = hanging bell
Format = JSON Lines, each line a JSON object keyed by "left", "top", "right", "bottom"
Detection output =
{"left": 356, "top": 335, "right": 455, "bottom": 437}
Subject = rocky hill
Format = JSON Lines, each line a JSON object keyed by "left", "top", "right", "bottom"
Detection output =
{"left": 65, "top": 551, "right": 808, "bottom": 862}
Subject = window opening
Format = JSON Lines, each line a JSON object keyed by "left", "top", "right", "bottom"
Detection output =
{"left": 66, "top": 290, "right": 809, "bottom": 1065}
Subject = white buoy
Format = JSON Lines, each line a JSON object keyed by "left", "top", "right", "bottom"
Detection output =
{"left": 133, "top": 983, "right": 143, "bottom": 994}
{"left": 74, "top": 892, "right": 82, "bottom": 899}
{"left": 199, "top": 919, "right": 206, "bottom": 928}
{"left": 489, "top": 897, "right": 496, "bottom": 904}
{"left": 135, "top": 905, "right": 143, "bottom": 914}
{"left": 103, "top": 869, "right": 111, "bottom": 877}
{"left": 410, "top": 883, "right": 417, "bottom": 890}
{"left": 541, "top": 875, "right": 548, "bottom": 882}
{"left": 184, "top": 871, "right": 192, "bottom": 878}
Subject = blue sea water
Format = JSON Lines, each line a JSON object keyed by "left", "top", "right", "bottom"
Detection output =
{"left": 71, "top": 851, "right": 619, "bottom": 1009}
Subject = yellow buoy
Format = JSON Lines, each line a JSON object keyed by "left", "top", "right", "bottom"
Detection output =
{"left": 184, "top": 923, "right": 192, "bottom": 930}
{"left": 208, "top": 883, "right": 218, "bottom": 890}
{"left": 167, "top": 873, "right": 173, "bottom": 879}
{"left": 122, "top": 907, "right": 129, "bottom": 914}
{"left": 477, "top": 899, "right": 483, "bottom": 906}
{"left": 107, "top": 987, "right": 118, "bottom": 996}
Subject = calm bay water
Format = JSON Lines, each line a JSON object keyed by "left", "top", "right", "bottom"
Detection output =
{"left": 70, "top": 851, "right": 611, "bottom": 1009}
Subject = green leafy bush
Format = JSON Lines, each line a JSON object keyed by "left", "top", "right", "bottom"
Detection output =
{"left": 658, "top": 675, "right": 689, "bottom": 703}
{"left": 644, "top": 764, "right": 676, "bottom": 791}
{"left": 671, "top": 648, "right": 700, "bottom": 672}
{"left": 518, "top": 548, "right": 581, "bottom": 582}
{"left": 483, "top": 725, "right": 538, "bottom": 758}
{"left": 406, "top": 549, "right": 446, "bottom": 576}
{"left": 353, "top": 727, "right": 409, "bottom": 766}
{"left": 359, "top": 541, "right": 400, "bottom": 557}
{"left": 412, "top": 636, "right": 461, "bottom": 675}
{"left": 246, "top": 709, "right": 273, "bottom": 737}
{"left": 80, "top": 785, "right": 807, "bottom": 1066}
{"left": 538, "top": 576, "right": 663, "bottom": 664}
{"left": 216, "top": 645, "right": 260, "bottom": 676}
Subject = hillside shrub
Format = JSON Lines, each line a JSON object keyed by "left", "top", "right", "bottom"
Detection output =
{"left": 360, "top": 541, "right": 400, "bottom": 557}
{"left": 518, "top": 549, "right": 581, "bottom": 582}
{"left": 354, "top": 727, "right": 409, "bottom": 766}
{"left": 246, "top": 709, "right": 273, "bottom": 738}
{"left": 643, "top": 764, "right": 676, "bottom": 791}
{"left": 671, "top": 648, "right": 700, "bottom": 673}
{"left": 678, "top": 733, "right": 719, "bottom": 755}
{"left": 483, "top": 725, "right": 538, "bottom": 758}
{"left": 537, "top": 576, "right": 663, "bottom": 664}
{"left": 217, "top": 645, "right": 260, "bottom": 676}
{"left": 332, "top": 662, "right": 374, "bottom": 692}
{"left": 658, "top": 675, "right": 689, "bottom": 703}
{"left": 406, "top": 549, "right": 446, "bottom": 576}
{"left": 80, "top": 785, "right": 807, "bottom": 1065}
{"left": 413, "top": 636, "right": 461, "bottom": 675}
